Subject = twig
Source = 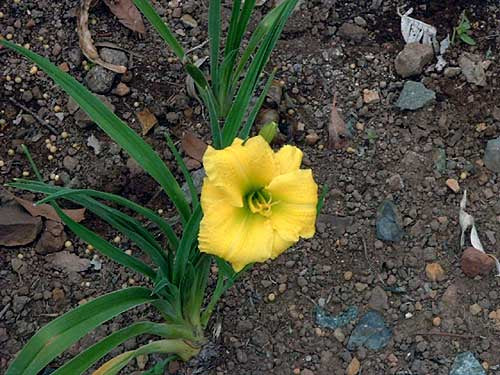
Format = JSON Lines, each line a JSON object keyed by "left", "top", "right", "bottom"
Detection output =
{"left": 185, "top": 40, "right": 209, "bottom": 55}
{"left": 415, "top": 332, "right": 485, "bottom": 340}
{"left": 8, "top": 98, "right": 58, "bottom": 134}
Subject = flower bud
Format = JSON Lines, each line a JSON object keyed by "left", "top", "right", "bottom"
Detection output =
{"left": 259, "top": 121, "right": 278, "bottom": 144}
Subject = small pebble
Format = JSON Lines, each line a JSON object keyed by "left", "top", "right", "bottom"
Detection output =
{"left": 268, "top": 293, "right": 276, "bottom": 302}
{"left": 446, "top": 178, "right": 460, "bottom": 193}
{"left": 113, "top": 236, "right": 121, "bottom": 243}
{"left": 469, "top": 303, "right": 482, "bottom": 316}
{"left": 432, "top": 316, "right": 441, "bottom": 326}
{"left": 64, "top": 240, "right": 72, "bottom": 248}
{"left": 344, "top": 271, "right": 353, "bottom": 281}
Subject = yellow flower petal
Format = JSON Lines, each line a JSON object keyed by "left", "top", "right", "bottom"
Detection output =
{"left": 274, "top": 145, "right": 303, "bottom": 174}
{"left": 199, "top": 180, "right": 274, "bottom": 271}
{"left": 266, "top": 169, "right": 318, "bottom": 242}
{"left": 271, "top": 231, "right": 294, "bottom": 258}
{"left": 203, "top": 136, "right": 277, "bottom": 207}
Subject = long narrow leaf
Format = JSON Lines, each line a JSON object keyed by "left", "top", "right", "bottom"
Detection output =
{"left": 0, "top": 40, "right": 191, "bottom": 225}
{"left": 133, "top": 0, "right": 186, "bottom": 61}
{"left": 6, "top": 288, "right": 156, "bottom": 375}
{"left": 173, "top": 205, "right": 202, "bottom": 285}
{"left": 208, "top": 0, "right": 221, "bottom": 96}
{"left": 37, "top": 187, "right": 179, "bottom": 250}
{"left": 56, "top": 204, "right": 157, "bottom": 279}
{"left": 222, "top": 0, "right": 297, "bottom": 145}
{"left": 239, "top": 69, "right": 276, "bottom": 139}
{"left": 165, "top": 133, "right": 199, "bottom": 208}
{"left": 93, "top": 339, "right": 198, "bottom": 375}
{"left": 51, "top": 322, "right": 192, "bottom": 375}
{"left": 224, "top": 0, "right": 242, "bottom": 58}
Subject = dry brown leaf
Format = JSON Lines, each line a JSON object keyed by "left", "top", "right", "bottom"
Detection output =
{"left": 103, "top": 0, "right": 146, "bottom": 34}
{"left": 77, "top": 0, "right": 127, "bottom": 74}
{"left": 14, "top": 196, "right": 86, "bottom": 223}
{"left": 137, "top": 108, "right": 158, "bottom": 135}
{"left": 328, "top": 94, "right": 349, "bottom": 149}
{"left": 181, "top": 132, "right": 208, "bottom": 162}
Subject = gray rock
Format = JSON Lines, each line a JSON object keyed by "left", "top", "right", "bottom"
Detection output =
{"left": 396, "top": 81, "right": 436, "bottom": 110}
{"left": 484, "top": 137, "right": 500, "bottom": 173}
{"left": 458, "top": 53, "right": 486, "bottom": 86}
{"left": 338, "top": 22, "right": 367, "bottom": 42}
{"left": 444, "top": 67, "right": 461, "bottom": 78}
{"left": 36, "top": 220, "right": 67, "bottom": 254}
{"left": 394, "top": 43, "right": 434, "bottom": 78}
{"left": 182, "top": 168, "right": 205, "bottom": 203}
{"left": 100, "top": 48, "right": 128, "bottom": 67}
{"left": 347, "top": 311, "right": 392, "bottom": 350}
{"left": 492, "top": 106, "right": 500, "bottom": 121}
{"left": 87, "top": 134, "right": 102, "bottom": 155}
{"left": 181, "top": 14, "right": 198, "bottom": 28}
{"left": 12, "top": 295, "right": 30, "bottom": 313}
{"left": 368, "top": 286, "right": 389, "bottom": 311}
{"left": 73, "top": 95, "right": 116, "bottom": 128}
{"left": 376, "top": 200, "right": 403, "bottom": 242}
{"left": 63, "top": 156, "right": 79, "bottom": 171}
{"left": 85, "top": 66, "right": 116, "bottom": 94}
{"left": 47, "top": 251, "right": 91, "bottom": 273}
{"left": 450, "top": 352, "right": 485, "bottom": 375}
{"left": 354, "top": 16, "right": 367, "bottom": 27}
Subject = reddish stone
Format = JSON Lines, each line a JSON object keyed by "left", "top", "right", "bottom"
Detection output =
{"left": 461, "top": 247, "right": 495, "bottom": 277}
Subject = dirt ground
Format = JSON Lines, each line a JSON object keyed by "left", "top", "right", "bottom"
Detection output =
{"left": 1, "top": 0, "right": 499, "bottom": 374}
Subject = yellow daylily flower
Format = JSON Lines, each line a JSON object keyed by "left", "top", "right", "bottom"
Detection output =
{"left": 198, "top": 135, "right": 318, "bottom": 271}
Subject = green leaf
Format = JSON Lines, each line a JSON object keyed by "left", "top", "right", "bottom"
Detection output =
{"left": 186, "top": 63, "right": 210, "bottom": 90}
{"left": 36, "top": 187, "right": 179, "bottom": 250}
{"left": 208, "top": 0, "right": 221, "bottom": 96}
{"left": 8, "top": 181, "right": 161, "bottom": 278}
{"left": 51, "top": 322, "right": 190, "bottom": 375}
{"left": 93, "top": 339, "right": 199, "bottom": 374}
{"left": 224, "top": 0, "right": 242, "bottom": 59}
{"left": 6, "top": 288, "right": 156, "bottom": 375}
{"left": 317, "top": 184, "right": 328, "bottom": 214}
{"left": 222, "top": 0, "right": 298, "bottom": 145}
{"left": 133, "top": 0, "right": 186, "bottom": 61}
{"left": 183, "top": 255, "right": 211, "bottom": 326}
{"left": 173, "top": 205, "right": 202, "bottom": 285}
{"left": 143, "top": 355, "right": 177, "bottom": 375}
{"left": 165, "top": 133, "right": 199, "bottom": 208}
{"left": 240, "top": 69, "right": 276, "bottom": 139}
{"left": 460, "top": 33, "right": 476, "bottom": 45}
{"left": 0, "top": 39, "right": 191, "bottom": 225}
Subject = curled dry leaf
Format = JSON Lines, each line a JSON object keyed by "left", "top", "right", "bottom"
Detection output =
{"left": 103, "top": 0, "right": 145, "bottom": 34}
{"left": 459, "top": 190, "right": 500, "bottom": 276}
{"left": 137, "top": 108, "right": 158, "bottom": 135}
{"left": 328, "top": 94, "right": 349, "bottom": 149}
{"left": 13, "top": 196, "right": 86, "bottom": 223}
{"left": 77, "top": 0, "right": 127, "bottom": 74}
{"left": 181, "top": 132, "right": 208, "bottom": 162}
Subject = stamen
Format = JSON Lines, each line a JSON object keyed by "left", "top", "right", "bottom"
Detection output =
{"left": 247, "top": 189, "right": 274, "bottom": 217}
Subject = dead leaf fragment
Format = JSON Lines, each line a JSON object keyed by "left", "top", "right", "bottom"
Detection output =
{"left": 328, "top": 94, "right": 349, "bottom": 149}
{"left": 14, "top": 196, "right": 86, "bottom": 223}
{"left": 77, "top": 0, "right": 127, "bottom": 73}
{"left": 103, "top": 0, "right": 145, "bottom": 34}
{"left": 137, "top": 108, "right": 158, "bottom": 135}
{"left": 181, "top": 132, "right": 208, "bottom": 162}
